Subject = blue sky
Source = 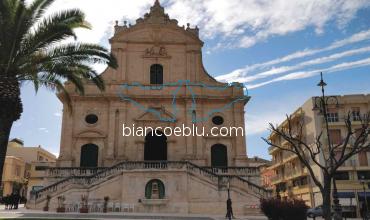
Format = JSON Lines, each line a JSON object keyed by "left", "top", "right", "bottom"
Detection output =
{"left": 11, "top": 0, "right": 370, "bottom": 159}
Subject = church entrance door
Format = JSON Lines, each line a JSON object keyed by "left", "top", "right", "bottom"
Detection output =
{"left": 144, "top": 130, "right": 167, "bottom": 161}
{"left": 211, "top": 144, "right": 228, "bottom": 167}
{"left": 80, "top": 144, "right": 99, "bottom": 167}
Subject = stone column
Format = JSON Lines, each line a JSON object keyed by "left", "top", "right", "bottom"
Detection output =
{"left": 234, "top": 102, "right": 248, "bottom": 166}
{"left": 57, "top": 103, "right": 74, "bottom": 167}
{"left": 184, "top": 99, "right": 194, "bottom": 158}
{"left": 106, "top": 102, "right": 117, "bottom": 160}
{"left": 117, "top": 102, "right": 128, "bottom": 159}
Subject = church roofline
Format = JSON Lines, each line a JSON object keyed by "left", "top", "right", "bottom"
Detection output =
{"left": 111, "top": 0, "right": 202, "bottom": 44}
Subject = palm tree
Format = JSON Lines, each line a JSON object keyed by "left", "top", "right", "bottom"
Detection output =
{"left": 0, "top": 0, "right": 117, "bottom": 183}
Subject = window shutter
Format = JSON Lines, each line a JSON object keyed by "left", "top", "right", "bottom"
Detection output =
{"left": 359, "top": 151, "right": 368, "bottom": 166}
{"left": 329, "top": 129, "right": 341, "bottom": 145}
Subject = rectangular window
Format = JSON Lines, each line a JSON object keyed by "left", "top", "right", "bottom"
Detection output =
{"left": 150, "top": 64, "right": 163, "bottom": 85}
{"left": 357, "top": 171, "right": 370, "bottom": 180}
{"left": 329, "top": 129, "right": 342, "bottom": 145}
{"left": 334, "top": 171, "right": 350, "bottom": 180}
{"left": 352, "top": 107, "right": 361, "bottom": 121}
{"left": 35, "top": 166, "right": 48, "bottom": 171}
{"left": 359, "top": 151, "right": 369, "bottom": 166}
{"left": 14, "top": 165, "right": 21, "bottom": 176}
{"left": 327, "top": 108, "right": 339, "bottom": 123}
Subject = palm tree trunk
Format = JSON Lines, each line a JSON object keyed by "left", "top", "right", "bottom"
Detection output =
{"left": 0, "top": 76, "right": 23, "bottom": 184}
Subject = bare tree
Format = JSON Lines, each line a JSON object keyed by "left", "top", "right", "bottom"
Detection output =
{"left": 263, "top": 74, "right": 370, "bottom": 220}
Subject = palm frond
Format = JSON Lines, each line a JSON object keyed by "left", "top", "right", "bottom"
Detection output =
{"left": 28, "top": 0, "right": 56, "bottom": 23}
{"left": 2, "top": 0, "right": 118, "bottom": 112}
{"left": 19, "top": 9, "right": 90, "bottom": 59}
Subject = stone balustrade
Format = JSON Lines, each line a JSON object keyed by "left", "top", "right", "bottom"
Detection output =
{"left": 201, "top": 166, "right": 260, "bottom": 176}
{"left": 47, "top": 167, "right": 108, "bottom": 177}
{"left": 35, "top": 161, "right": 271, "bottom": 202}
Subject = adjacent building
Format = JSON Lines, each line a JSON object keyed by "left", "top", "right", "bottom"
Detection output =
{"left": 260, "top": 163, "right": 274, "bottom": 190}
{"left": 1, "top": 138, "right": 56, "bottom": 199}
{"left": 268, "top": 94, "right": 370, "bottom": 217}
{"left": 1, "top": 156, "right": 26, "bottom": 197}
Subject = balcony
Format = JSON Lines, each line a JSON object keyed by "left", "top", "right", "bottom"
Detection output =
{"left": 292, "top": 184, "right": 310, "bottom": 194}
{"left": 271, "top": 175, "right": 284, "bottom": 184}
{"left": 268, "top": 145, "right": 280, "bottom": 153}
{"left": 285, "top": 168, "right": 308, "bottom": 180}
{"left": 283, "top": 153, "right": 298, "bottom": 163}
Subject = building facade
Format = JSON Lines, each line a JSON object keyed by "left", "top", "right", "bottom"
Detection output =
{"left": 30, "top": 1, "right": 269, "bottom": 215}
{"left": 268, "top": 94, "right": 370, "bottom": 217}
{"left": 1, "top": 156, "right": 26, "bottom": 197}
{"left": 1, "top": 139, "right": 56, "bottom": 199}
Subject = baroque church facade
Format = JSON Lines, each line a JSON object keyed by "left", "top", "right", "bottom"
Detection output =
{"left": 31, "top": 1, "right": 269, "bottom": 215}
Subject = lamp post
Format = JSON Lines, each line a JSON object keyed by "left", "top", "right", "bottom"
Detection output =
{"left": 227, "top": 180, "right": 231, "bottom": 220}
{"left": 360, "top": 175, "right": 369, "bottom": 220}
{"left": 227, "top": 180, "right": 231, "bottom": 200}
{"left": 313, "top": 72, "right": 342, "bottom": 220}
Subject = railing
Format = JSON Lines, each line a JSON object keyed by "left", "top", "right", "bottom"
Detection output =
{"left": 284, "top": 169, "right": 304, "bottom": 179}
{"left": 270, "top": 175, "right": 284, "bottom": 183}
{"left": 35, "top": 161, "right": 271, "bottom": 202}
{"left": 47, "top": 167, "right": 108, "bottom": 177}
{"left": 268, "top": 146, "right": 279, "bottom": 152}
{"left": 200, "top": 166, "right": 260, "bottom": 176}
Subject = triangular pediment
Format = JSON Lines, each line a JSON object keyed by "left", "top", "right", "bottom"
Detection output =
{"left": 135, "top": 107, "right": 176, "bottom": 122}
{"left": 75, "top": 130, "right": 106, "bottom": 138}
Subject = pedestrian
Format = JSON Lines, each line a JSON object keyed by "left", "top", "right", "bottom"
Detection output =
{"left": 5, "top": 194, "right": 12, "bottom": 210}
{"left": 12, "top": 193, "right": 20, "bottom": 209}
{"left": 4, "top": 195, "right": 9, "bottom": 210}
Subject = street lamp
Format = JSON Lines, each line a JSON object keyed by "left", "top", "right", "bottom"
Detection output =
{"left": 313, "top": 72, "right": 342, "bottom": 220}
{"left": 360, "top": 175, "right": 369, "bottom": 220}
{"left": 227, "top": 180, "right": 231, "bottom": 220}
{"left": 227, "top": 180, "right": 231, "bottom": 199}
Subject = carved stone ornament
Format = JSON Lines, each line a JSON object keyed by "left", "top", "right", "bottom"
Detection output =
{"left": 143, "top": 45, "right": 170, "bottom": 58}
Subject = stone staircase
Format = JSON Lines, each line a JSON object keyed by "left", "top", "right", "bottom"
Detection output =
{"left": 35, "top": 161, "right": 271, "bottom": 203}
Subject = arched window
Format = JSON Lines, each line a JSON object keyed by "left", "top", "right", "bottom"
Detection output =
{"left": 150, "top": 64, "right": 163, "bottom": 84}
{"left": 145, "top": 179, "right": 165, "bottom": 199}
{"left": 80, "top": 144, "right": 99, "bottom": 167}
{"left": 211, "top": 144, "right": 228, "bottom": 167}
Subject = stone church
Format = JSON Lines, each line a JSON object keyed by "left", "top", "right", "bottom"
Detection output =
{"left": 31, "top": 1, "right": 269, "bottom": 215}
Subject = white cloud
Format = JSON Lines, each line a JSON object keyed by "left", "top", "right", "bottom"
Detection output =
{"left": 40, "top": 0, "right": 154, "bottom": 44}
{"left": 247, "top": 57, "right": 370, "bottom": 89}
{"left": 245, "top": 112, "right": 286, "bottom": 136}
{"left": 231, "top": 46, "right": 370, "bottom": 83}
{"left": 38, "top": 127, "right": 49, "bottom": 133}
{"left": 53, "top": 112, "right": 62, "bottom": 117}
{"left": 29, "top": 0, "right": 369, "bottom": 50}
{"left": 52, "top": 151, "right": 60, "bottom": 157}
{"left": 217, "top": 29, "right": 370, "bottom": 83}
{"left": 166, "top": 0, "right": 370, "bottom": 49}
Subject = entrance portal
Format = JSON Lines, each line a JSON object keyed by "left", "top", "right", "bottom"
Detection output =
{"left": 80, "top": 144, "right": 99, "bottom": 167}
{"left": 144, "top": 130, "right": 167, "bottom": 161}
{"left": 211, "top": 144, "right": 228, "bottom": 167}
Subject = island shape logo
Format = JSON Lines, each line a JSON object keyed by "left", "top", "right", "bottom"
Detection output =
{"left": 117, "top": 80, "right": 248, "bottom": 123}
